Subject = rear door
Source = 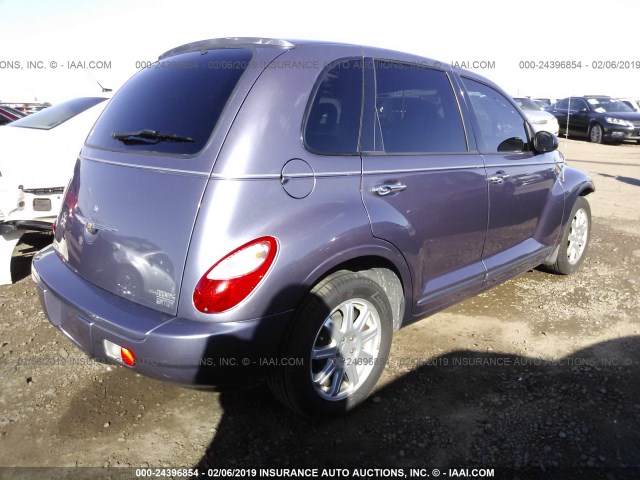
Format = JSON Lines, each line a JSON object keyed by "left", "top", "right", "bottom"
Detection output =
{"left": 361, "top": 60, "right": 488, "bottom": 314}
{"left": 460, "top": 77, "right": 563, "bottom": 285}
{"left": 53, "top": 47, "right": 287, "bottom": 315}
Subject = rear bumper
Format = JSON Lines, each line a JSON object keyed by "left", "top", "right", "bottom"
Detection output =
{"left": 32, "top": 246, "right": 293, "bottom": 387}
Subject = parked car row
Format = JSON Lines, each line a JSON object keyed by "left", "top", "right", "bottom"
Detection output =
{"left": 0, "top": 106, "right": 27, "bottom": 123}
{"left": 0, "top": 105, "right": 52, "bottom": 125}
{"left": 546, "top": 96, "right": 640, "bottom": 144}
{"left": 0, "top": 107, "right": 23, "bottom": 125}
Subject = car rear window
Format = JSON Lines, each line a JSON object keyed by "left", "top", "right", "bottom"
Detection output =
{"left": 86, "top": 49, "right": 252, "bottom": 155}
{"left": 8, "top": 97, "right": 107, "bottom": 130}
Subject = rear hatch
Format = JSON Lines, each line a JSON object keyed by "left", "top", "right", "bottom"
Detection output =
{"left": 52, "top": 45, "right": 288, "bottom": 315}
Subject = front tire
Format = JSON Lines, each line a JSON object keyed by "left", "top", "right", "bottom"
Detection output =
{"left": 589, "top": 123, "right": 604, "bottom": 144}
{"left": 269, "top": 271, "right": 393, "bottom": 417}
{"left": 546, "top": 196, "right": 591, "bottom": 275}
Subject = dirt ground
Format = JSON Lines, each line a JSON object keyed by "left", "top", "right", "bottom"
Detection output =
{"left": 0, "top": 138, "right": 639, "bottom": 480}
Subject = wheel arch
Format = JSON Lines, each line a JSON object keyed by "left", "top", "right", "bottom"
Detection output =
{"left": 543, "top": 167, "right": 594, "bottom": 266}
{"left": 301, "top": 246, "right": 412, "bottom": 332}
{"left": 579, "top": 184, "right": 595, "bottom": 196}
{"left": 562, "top": 165, "right": 595, "bottom": 202}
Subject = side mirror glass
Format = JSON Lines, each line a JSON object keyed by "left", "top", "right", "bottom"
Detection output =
{"left": 532, "top": 130, "right": 558, "bottom": 153}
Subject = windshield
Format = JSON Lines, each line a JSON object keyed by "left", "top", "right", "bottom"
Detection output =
{"left": 587, "top": 97, "right": 634, "bottom": 113}
{"left": 8, "top": 97, "right": 107, "bottom": 130}
{"left": 513, "top": 98, "right": 541, "bottom": 111}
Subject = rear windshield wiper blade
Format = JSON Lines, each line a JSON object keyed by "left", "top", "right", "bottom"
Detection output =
{"left": 112, "top": 129, "right": 194, "bottom": 144}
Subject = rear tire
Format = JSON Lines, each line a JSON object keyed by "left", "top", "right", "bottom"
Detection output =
{"left": 269, "top": 271, "right": 393, "bottom": 417}
{"left": 545, "top": 196, "right": 591, "bottom": 275}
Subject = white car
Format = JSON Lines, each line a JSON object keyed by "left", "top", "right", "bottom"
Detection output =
{"left": 0, "top": 96, "right": 109, "bottom": 283}
{"left": 513, "top": 97, "right": 559, "bottom": 136}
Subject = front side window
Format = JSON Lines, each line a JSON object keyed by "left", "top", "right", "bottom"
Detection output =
{"left": 304, "top": 59, "right": 363, "bottom": 155}
{"left": 462, "top": 78, "right": 529, "bottom": 153}
{"left": 374, "top": 61, "right": 467, "bottom": 153}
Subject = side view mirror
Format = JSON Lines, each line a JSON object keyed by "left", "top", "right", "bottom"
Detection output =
{"left": 532, "top": 130, "right": 558, "bottom": 153}
{"left": 497, "top": 136, "right": 525, "bottom": 152}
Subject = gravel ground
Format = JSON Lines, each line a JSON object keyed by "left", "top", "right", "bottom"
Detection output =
{"left": 0, "top": 139, "right": 639, "bottom": 480}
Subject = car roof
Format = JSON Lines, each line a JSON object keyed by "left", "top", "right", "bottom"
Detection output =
{"left": 158, "top": 37, "right": 499, "bottom": 91}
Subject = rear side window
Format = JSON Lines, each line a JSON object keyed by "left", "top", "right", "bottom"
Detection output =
{"left": 462, "top": 78, "right": 529, "bottom": 153}
{"left": 86, "top": 49, "right": 252, "bottom": 155}
{"left": 8, "top": 97, "right": 107, "bottom": 130}
{"left": 375, "top": 61, "right": 467, "bottom": 153}
{"left": 304, "top": 59, "right": 363, "bottom": 155}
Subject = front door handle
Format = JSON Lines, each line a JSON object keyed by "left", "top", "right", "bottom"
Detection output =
{"left": 487, "top": 171, "right": 510, "bottom": 184}
{"left": 372, "top": 183, "right": 407, "bottom": 196}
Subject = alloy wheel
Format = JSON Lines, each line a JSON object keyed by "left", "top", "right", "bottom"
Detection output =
{"left": 310, "top": 298, "right": 382, "bottom": 401}
{"left": 567, "top": 207, "right": 589, "bottom": 264}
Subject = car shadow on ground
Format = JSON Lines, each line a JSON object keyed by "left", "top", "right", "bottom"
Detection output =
{"left": 194, "top": 335, "right": 640, "bottom": 479}
{"left": 596, "top": 173, "right": 640, "bottom": 188}
{"left": 615, "top": 176, "right": 640, "bottom": 187}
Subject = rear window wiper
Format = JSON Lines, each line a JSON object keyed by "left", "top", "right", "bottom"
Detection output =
{"left": 112, "top": 129, "right": 194, "bottom": 144}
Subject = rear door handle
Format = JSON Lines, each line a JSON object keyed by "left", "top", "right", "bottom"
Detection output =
{"left": 372, "top": 183, "right": 407, "bottom": 196}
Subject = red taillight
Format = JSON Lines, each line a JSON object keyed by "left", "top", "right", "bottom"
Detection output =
{"left": 120, "top": 347, "right": 136, "bottom": 367}
{"left": 193, "top": 236, "right": 277, "bottom": 313}
{"left": 51, "top": 220, "right": 57, "bottom": 234}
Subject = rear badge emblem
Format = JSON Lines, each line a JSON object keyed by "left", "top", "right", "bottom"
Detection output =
{"left": 76, "top": 213, "right": 118, "bottom": 236}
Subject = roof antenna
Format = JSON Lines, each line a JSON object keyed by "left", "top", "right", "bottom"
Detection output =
{"left": 97, "top": 82, "right": 112, "bottom": 93}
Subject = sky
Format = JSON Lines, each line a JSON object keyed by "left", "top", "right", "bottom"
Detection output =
{"left": 1, "top": 0, "right": 640, "bottom": 105}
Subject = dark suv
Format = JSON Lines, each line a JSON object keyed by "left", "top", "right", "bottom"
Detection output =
{"left": 548, "top": 96, "right": 640, "bottom": 143}
{"left": 32, "top": 38, "right": 594, "bottom": 416}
